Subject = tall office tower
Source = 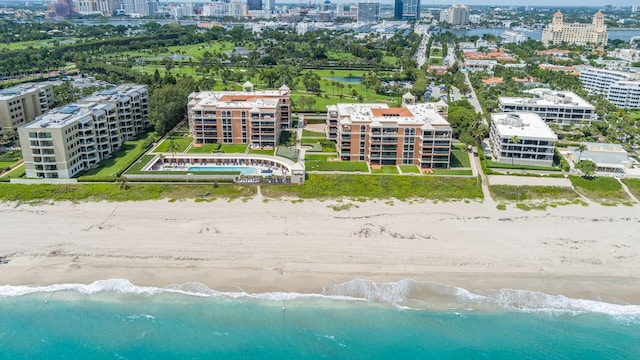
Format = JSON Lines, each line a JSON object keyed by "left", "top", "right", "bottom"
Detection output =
{"left": 447, "top": 4, "right": 469, "bottom": 25}
{"left": 265, "top": 0, "right": 275, "bottom": 12}
{"left": 247, "top": 0, "right": 262, "bottom": 11}
{"left": 394, "top": 0, "right": 418, "bottom": 19}
{"left": 357, "top": 2, "right": 379, "bottom": 23}
{"left": 394, "top": 0, "right": 402, "bottom": 19}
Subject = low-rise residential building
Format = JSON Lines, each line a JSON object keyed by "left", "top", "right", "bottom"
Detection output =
{"left": 568, "top": 142, "right": 635, "bottom": 175}
{"left": 0, "top": 83, "right": 54, "bottom": 135}
{"left": 490, "top": 112, "right": 558, "bottom": 167}
{"left": 187, "top": 82, "right": 291, "bottom": 149}
{"left": 498, "top": 88, "right": 596, "bottom": 126}
{"left": 327, "top": 93, "right": 453, "bottom": 168}
{"left": 18, "top": 84, "right": 149, "bottom": 179}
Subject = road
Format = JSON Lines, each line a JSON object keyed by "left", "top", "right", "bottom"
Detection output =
{"left": 414, "top": 24, "right": 431, "bottom": 67}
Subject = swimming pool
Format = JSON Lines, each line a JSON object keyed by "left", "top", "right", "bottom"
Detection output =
{"left": 187, "top": 166, "right": 257, "bottom": 175}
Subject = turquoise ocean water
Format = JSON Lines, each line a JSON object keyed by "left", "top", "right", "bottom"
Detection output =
{"left": 0, "top": 279, "right": 638, "bottom": 359}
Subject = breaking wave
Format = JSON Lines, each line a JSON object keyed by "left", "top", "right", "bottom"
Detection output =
{"left": 1, "top": 278, "right": 639, "bottom": 321}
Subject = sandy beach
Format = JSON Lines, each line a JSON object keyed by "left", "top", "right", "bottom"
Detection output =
{"left": 1, "top": 197, "right": 639, "bottom": 303}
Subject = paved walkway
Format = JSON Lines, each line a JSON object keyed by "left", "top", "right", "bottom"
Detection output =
{"left": 488, "top": 175, "right": 573, "bottom": 187}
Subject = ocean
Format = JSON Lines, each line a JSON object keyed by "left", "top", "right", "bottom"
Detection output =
{"left": 0, "top": 279, "right": 638, "bottom": 359}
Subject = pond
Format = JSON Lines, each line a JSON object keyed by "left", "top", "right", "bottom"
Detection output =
{"left": 326, "top": 77, "right": 363, "bottom": 83}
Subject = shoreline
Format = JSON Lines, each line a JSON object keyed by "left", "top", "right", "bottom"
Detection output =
{"left": 1, "top": 198, "right": 639, "bottom": 304}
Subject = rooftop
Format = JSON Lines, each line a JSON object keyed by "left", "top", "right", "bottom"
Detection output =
{"left": 0, "top": 83, "right": 51, "bottom": 101}
{"left": 491, "top": 112, "right": 558, "bottom": 140}
{"left": 499, "top": 88, "right": 594, "bottom": 109}
{"left": 335, "top": 102, "right": 450, "bottom": 130}
{"left": 189, "top": 88, "right": 289, "bottom": 110}
{"left": 23, "top": 103, "right": 98, "bottom": 129}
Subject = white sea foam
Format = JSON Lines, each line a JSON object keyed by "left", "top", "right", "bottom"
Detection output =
{"left": 1, "top": 278, "right": 639, "bottom": 321}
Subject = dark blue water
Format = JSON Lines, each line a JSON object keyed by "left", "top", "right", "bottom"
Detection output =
{"left": 0, "top": 279, "right": 638, "bottom": 359}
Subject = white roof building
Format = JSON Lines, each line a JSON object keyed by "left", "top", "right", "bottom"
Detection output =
{"left": 490, "top": 112, "right": 558, "bottom": 167}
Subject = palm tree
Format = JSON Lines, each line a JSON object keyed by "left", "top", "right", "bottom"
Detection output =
{"left": 576, "top": 143, "right": 587, "bottom": 162}
{"left": 167, "top": 139, "right": 179, "bottom": 168}
{"left": 509, "top": 136, "right": 520, "bottom": 168}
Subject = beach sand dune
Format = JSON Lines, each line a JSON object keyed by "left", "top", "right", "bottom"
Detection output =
{"left": 1, "top": 198, "right": 639, "bottom": 303}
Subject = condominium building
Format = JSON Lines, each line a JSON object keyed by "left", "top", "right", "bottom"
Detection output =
{"left": 498, "top": 88, "right": 596, "bottom": 125}
{"left": 247, "top": 0, "right": 262, "bottom": 11}
{"left": 447, "top": 4, "right": 469, "bottom": 26}
{"left": 327, "top": 93, "right": 453, "bottom": 168}
{"left": 541, "top": 10, "right": 607, "bottom": 47}
{"left": 0, "top": 83, "right": 54, "bottom": 135}
{"left": 76, "top": 0, "right": 119, "bottom": 15}
{"left": 579, "top": 67, "right": 640, "bottom": 109}
{"left": 357, "top": 2, "right": 380, "bottom": 23}
{"left": 187, "top": 82, "right": 291, "bottom": 148}
{"left": 18, "top": 84, "right": 149, "bottom": 179}
{"left": 489, "top": 112, "right": 558, "bottom": 167}
{"left": 78, "top": 84, "right": 149, "bottom": 140}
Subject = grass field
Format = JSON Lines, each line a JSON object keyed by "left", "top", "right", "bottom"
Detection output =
{"left": 486, "top": 160, "right": 561, "bottom": 171}
{"left": 0, "top": 164, "right": 25, "bottom": 182}
{"left": 428, "top": 58, "right": 444, "bottom": 65}
{"left": 261, "top": 174, "right": 484, "bottom": 200}
{"left": 187, "top": 144, "right": 248, "bottom": 154}
{"left": 302, "top": 129, "right": 327, "bottom": 138}
{"left": 622, "top": 178, "right": 640, "bottom": 199}
{"left": 304, "top": 154, "right": 368, "bottom": 172}
{"left": 424, "top": 169, "right": 474, "bottom": 176}
{"left": 450, "top": 149, "right": 471, "bottom": 168}
{"left": 78, "top": 132, "right": 152, "bottom": 181}
{"left": 371, "top": 166, "right": 399, "bottom": 174}
{"left": 248, "top": 149, "right": 275, "bottom": 155}
{"left": 154, "top": 136, "right": 193, "bottom": 153}
{"left": 399, "top": 165, "right": 421, "bottom": 173}
{"left": 570, "top": 176, "right": 629, "bottom": 202}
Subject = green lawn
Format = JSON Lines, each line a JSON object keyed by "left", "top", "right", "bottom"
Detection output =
{"left": 78, "top": 132, "right": 152, "bottom": 181}
{"left": 371, "top": 166, "right": 399, "bottom": 174}
{"left": 450, "top": 149, "right": 471, "bottom": 168}
{"left": 428, "top": 58, "right": 444, "bottom": 66}
{"left": 570, "top": 176, "right": 629, "bottom": 202}
{"left": 302, "top": 129, "right": 326, "bottom": 138}
{"left": 622, "top": 178, "right": 640, "bottom": 199}
{"left": 261, "top": 174, "right": 483, "bottom": 200}
{"left": 430, "top": 48, "right": 444, "bottom": 57}
{"left": 0, "top": 164, "right": 25, "bottom": 182}
{"left": 486, "top": 160, "right": 561, "bottom": 172}
{"left": 0, "top": 160, "right": 20, "bottom": 170}
{"left": 0, "top": 183, "right": 255, "bottom": 202}
{"left": 306, "top": 160, "right": 369, "bottom": 172}
{"left": 154, "top": 136, "right": 193, "bottom": 153}
{"left": 124, "top": 155, "right": 156, "bottom": 174}
{"left": 187, "top": 144, "right": 248, "bottom": 154}
{"left": 399, "top": 165, "right": 421, "bottom": 173}
{"left": 248, "top": 149, "right": 275, "bottom": 155}
{"left": 490, "top": 185, "right": 580, "bottom": 201}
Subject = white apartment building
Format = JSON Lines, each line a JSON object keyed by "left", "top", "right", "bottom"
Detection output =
{"left": 18, "top": 84, "right": 149, "bottom": 179}
{"left": 0, "top": 83, "right": 54, "bottom": 135}
{"left": 501, "top": 30, "right": 528, "bottom": 44}
{"left": 541, "top": 11, "right": 607, "bottom": 47}
{"left": 498, "top": 89, "right": 596, "bottom": 126}
{"left": 579, "top": 67, "right": 640, "bottom": 109}
{"left": 490, "top": 112, "right": 558, "bottom": 167}
{"left": 76, "top": 0, "right": 119, "bottom": 15}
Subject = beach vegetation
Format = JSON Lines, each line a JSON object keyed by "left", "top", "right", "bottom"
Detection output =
{"left": 260, "top": 174, "right": 483, "bottom": 200}
{"left": 570, "top": 176, "right": 630, "bottom": 202}
{"left": 496, "top": 203, "right": 507, "bottom": 210}
{"left": 0, "top": 183, "right": 255, "bottom": 203}
{"left": 489, "top": 185, "right": 579, "bottom": 201}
